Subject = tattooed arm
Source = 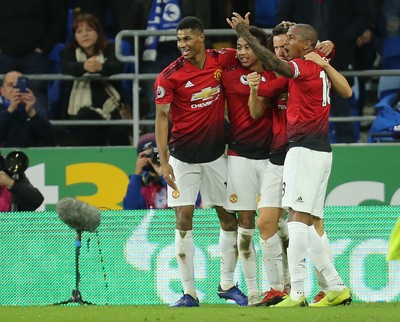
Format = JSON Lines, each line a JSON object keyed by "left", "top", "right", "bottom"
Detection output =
{"left": 227, "top": 12, "right": 293, "bottom": 78}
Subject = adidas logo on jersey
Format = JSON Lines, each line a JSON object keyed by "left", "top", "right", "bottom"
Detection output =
{"left": 185, "top": 80, "right": 194, "bottom": 88}
{"left": 296, "top": 196, "right": 304, "bottom": 203}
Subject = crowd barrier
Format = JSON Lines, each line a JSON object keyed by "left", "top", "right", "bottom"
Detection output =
{"left": 1, "top": 29, "right": 400, "bottom": 145}
{"left": 0, "top": 206, "right": 399, "bottom": 306}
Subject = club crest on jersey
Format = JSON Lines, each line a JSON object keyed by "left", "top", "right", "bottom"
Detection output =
{"left": 214, "top": 69, "right": 222, "bottom": 80}
{"left": 157, "top": 85, "right": 165, "bottom": 98}
{"left": 172, "top": 190, "right": 180, "bottom": 199}
{"left": 230, "top": 194, "right": 238, "bottom": 203}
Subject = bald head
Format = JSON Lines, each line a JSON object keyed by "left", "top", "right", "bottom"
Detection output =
{"left": 291, "top": 24, "right": 318, "bottom": 48}
{"left": 2, "top": 71, "right": 22, "bottom": 86}
{"left": 1, "top": 71, "right": 23, "bottom": 101}
{"left": 286, "top": 24, "right": 319, "bottom": 60}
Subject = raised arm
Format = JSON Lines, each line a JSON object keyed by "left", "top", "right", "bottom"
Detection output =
{"left": 247, "top": 72, "right": 268, "bottom": 119}
{"left": 304, "top": 52, "right": 353, "bottom": 99}
{"left": 155, "top": 103, "right": 177, "bottom": 191}
{"left": 227, "top": 12, "right": 293, "bottom": 78}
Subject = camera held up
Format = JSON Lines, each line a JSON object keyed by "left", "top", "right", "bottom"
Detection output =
{"left": 0, "top": 150, "right": 29, "bottom": 177}
{"left": 143, "top": 147, "right": 160, "bottom": 172}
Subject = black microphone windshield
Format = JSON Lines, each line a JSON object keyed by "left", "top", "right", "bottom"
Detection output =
{"left": 57, "top": 197, "right": 100, "bottom": 232}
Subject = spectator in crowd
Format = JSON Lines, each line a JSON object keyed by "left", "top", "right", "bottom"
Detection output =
{"left": 354, "top": 0, "right": 384, "bottom": 116}
{"left": 123, "top": 133, "right": 167, "bottom": 209}
{"left": 0, "top": 0, "right": 66, "bottom": 118}
{"left": 61, "top": 13, "right": 131, "bottom": 146}
{"left": 0, "top": 151, "right": 44, "bottom": 212}
{"left": 0, "top": 71, "right": 55, "bottom": 148}
{"left": 155, "top": 16, "right": 247, "bottom": 307}
{"left": 227, "top": 12, "right": 352, "bottom": 307}
{"left": 275, "top": 0, "right": 369, "bottom": 143}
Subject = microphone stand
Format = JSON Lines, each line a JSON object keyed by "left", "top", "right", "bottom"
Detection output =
{"left": 54, "top": 230, "right": 94, "bottom": 305}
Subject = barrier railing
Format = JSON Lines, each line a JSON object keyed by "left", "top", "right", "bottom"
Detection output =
{"left": 1, "top": 28, "right": 400, "bottom": 145}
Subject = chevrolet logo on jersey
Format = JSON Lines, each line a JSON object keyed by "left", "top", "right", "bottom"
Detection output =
{"left": 191, "top": 86, "right": 221, "bottom": 101}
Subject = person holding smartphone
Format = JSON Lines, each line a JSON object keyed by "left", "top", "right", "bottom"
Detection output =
{"left": 0, "top": 71, "right": 55, "bottom": 147}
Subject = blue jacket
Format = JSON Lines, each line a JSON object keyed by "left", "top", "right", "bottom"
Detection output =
{"left": 368, "top": 93, "right": 400, "bottom": 143}
{"left": 123, "top": 174, "right": 168, "bottom": 210}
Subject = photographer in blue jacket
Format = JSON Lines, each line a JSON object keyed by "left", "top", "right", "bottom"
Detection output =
{"left": 123, "top": 132, "right": 201, "bottom": 210}
{"left": 123, "top": 133, "right": 168, "bottom": 209}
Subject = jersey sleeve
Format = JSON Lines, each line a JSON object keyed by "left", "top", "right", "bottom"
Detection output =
{"left": 154, "top": 74, "right": 175, "bottom": 105}
{"left": 289, "top": 58, "right": 320, "bottom": 80}
{"left": 258, "top": 77, "right": 288, "bottom": 97}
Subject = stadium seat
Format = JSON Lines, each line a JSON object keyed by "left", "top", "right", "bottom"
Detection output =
{"left": 254, "top": 0, "right": 279, "bottom": 28}
{"left": 382, "top": 36, "right": 400, "bottom": 69}
{"left": 47, "top": 43, "right": 66, "bottom": 119}
{"left": 329, "top": 92, "right": 360, "bottom": 144}
{"left": 377, "top": 75, "right": 400, "bottom": 99}
{"left": 109, "top": 38, "right": 135, "bottom": 106}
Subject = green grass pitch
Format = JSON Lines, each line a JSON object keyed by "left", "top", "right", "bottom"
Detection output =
{"left": 1, "top": 302, "right": 398, "bottom": 322}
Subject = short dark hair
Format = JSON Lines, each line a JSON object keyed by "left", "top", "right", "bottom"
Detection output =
{"left": 248, "top": 26, "right": 269, "bottom": 47}
{"left": 272, "top": 21, "right": 295, "bottom": 36}
{"left": 176, "top": 16, "right": 204, "bottom": 33}
{"left": 266, "top": 21, "right": 295, "bottom": 52}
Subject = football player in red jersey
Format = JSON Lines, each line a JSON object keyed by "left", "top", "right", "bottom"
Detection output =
{"left": 247, "top": 22, "right": 353, "bottom": 306}
{"left": 155, "top": 16, "right": 247, "bottom": 307}
{"left": 228, "top": 12, "right": 352, "bottom": 307}
{"left": 221, "top": 25, "right": 274, "bottom": 306}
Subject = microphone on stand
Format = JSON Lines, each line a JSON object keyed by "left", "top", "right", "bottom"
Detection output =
{"left": 56, "top": 197, "right": 100, "bottom": 232}
{"left": 54, "top": 197, "right": 101, "bottom": 305}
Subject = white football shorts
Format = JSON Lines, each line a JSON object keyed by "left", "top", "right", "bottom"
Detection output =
{"left": 258, "top": 160, "right": 284, "bottom": 209}
{"left": 167, "top": 154, "right": 227, "bottom": 208}
{"left": 281, "top": 147, "right": 332, "bottom": 218}
{"left": 224, "top": 155, "right": 268, "bottom": 211}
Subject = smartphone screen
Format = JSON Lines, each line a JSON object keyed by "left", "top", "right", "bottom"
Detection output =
{"left": 17, "top": 76, "right": 29, "bottom": 93}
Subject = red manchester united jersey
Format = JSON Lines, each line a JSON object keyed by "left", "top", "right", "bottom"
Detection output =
{"left": 258, "top": 75, "right": 289, "bottom": 165}
{"left": 222, "top": 64, "right": 273, "bottom": 160}
{"left": 287, "top": 51, "right": 332, "bottom": 152}
{"left": 155, "top": 48, "right": 237, "bottom": 163}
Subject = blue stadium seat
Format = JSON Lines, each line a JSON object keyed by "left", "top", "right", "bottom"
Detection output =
{"left": 382, "top": 36, "right": 400, "bottom": 69}
{"left": 47, "top": 43, "right": 65, "bottom": 74}
{"left": 254, "top": 0, "right": 279, "bottom": 28}
{"left": 47, "top": 43, "right": 66, "bottom": 119}
{"left": 109, "top": 38, "right": 135, "bottom": 106}
{"left": 377, "top": 75, "right": 400, "bottom": 99}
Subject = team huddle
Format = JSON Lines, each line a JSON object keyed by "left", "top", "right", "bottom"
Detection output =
{"left": 154, "top": 12, "right": 353, "bottom": 307}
